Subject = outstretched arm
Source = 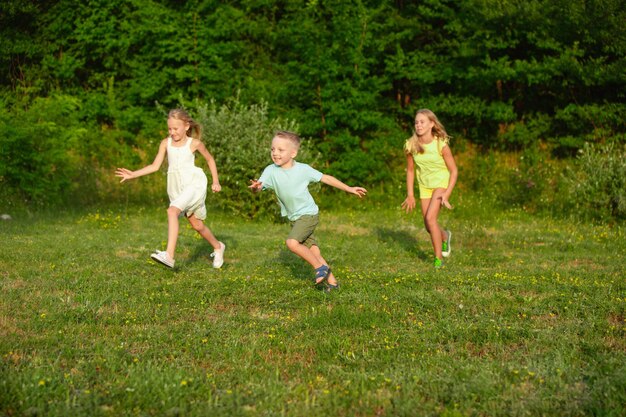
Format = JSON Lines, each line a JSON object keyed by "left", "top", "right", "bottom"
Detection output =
{"left": 401, "top": 153, "right": 416, "bottom": 213}
{"left": 194, "top": 140, "right": 221, "bottom": 192}
{"left": 320, "top": 175, "right": 367, "bottom": 198}
{"left": 248, "top": 179, "right": 263, "bottom": 192}
{"left": 115, "top": 139, "right": 167, "bottom": 182}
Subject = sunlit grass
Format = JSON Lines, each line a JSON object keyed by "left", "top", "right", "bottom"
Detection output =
{"left": 1, "top": 200, "right": 624, "bottom": 416}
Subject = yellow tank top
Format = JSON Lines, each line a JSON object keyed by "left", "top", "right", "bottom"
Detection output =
{"left": 405, "top": 138, "right": 450, "bottom": 189}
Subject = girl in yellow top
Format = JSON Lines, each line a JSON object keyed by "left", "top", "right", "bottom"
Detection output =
{"left": 401, "top": 109, "right": 458, "bottom": 268}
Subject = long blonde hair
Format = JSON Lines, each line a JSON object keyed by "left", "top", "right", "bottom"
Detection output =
{"left": 168, "top": 109, "right": 202, "bottom": 140}
{"left": 405, "top": 109, "right": 449, "bottom": 155}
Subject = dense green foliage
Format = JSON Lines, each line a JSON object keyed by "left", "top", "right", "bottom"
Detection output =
{"left": 190, "top": 96, "right": 319, "bottom": 219}
{"left": 562, "top": 142, "right": 626, "bottom": 220}
{"left": 1, "top": 205, "right": 624, "bottom": 416}
{"left": 0, "top": 0, "right": 624, "bottom": 218}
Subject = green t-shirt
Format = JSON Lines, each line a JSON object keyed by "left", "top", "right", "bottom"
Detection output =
{"left": 259, "top": 161, "right": 323, "bottom": 221}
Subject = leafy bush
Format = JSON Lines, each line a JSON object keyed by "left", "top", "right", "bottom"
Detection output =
{"left": 457, "top": 142, "right": 566, "bottom": 215}
{"left": 503, "top": 145, "right": 566, "bottom": 213}
{"left": 184, "top": 97, "right": 319, "bottom": 219}
{"left": 498, "top": 113, "right": 552, "bottom": 150}
{"left": 560, "top": 142, "right": 626, "bottom": 221}
{"left": 551, "top": 103, "right": 626, "bottom": 156}
{"left": 0, "top": 95, "right": 86, "bottom": 209}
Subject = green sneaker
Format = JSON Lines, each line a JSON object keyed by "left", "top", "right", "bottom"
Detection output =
{"left": 442, "top": 230, "right": 452, "bottom": 258}
{"left": 434, "top": 258, "right": 444, "bottom": 268}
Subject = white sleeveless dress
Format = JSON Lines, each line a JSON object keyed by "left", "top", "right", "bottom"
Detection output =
{"left": 166, "top": 137, "right": 208, "bottom": 220}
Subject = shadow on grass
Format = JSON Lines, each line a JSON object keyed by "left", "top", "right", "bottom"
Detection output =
{"left": 276, "top": 247, "right": 311, "bottom": 283}
{"left": 375, "top": 227, "right": 429, "bottom": 261}
{"left": 186, "top": 232, "right": 235, "bottom": 266}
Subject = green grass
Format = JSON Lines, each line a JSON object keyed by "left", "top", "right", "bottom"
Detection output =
{"left": 1, "top": 199, "right": 624, "bottom": 417}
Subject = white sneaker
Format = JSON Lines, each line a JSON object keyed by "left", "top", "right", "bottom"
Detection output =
{"left": 211, "top": 242, "right": 225, "bottom": 268}
{"left": 442, "top": 230, "right": 452, "bottom": 258}
{"left": 151, "top": 250, "right": 175, "bottom": 268}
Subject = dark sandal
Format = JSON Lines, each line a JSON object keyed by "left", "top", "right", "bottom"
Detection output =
{"left": 325, "top": 282, "right": 340, "bottom": 293}
{"left": 314, "top": 265, "right": 330, "bottom": 286}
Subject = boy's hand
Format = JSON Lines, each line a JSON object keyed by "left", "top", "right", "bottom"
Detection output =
{"left": 349, "top": 186, "right": 367, "bottom": 198}
{"left": 248, "top": 179, "right": 263, "bottom": 192}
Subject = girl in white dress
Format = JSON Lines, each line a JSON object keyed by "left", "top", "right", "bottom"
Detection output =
{"left": 116, "top": 109, "right": 225, "bottom": 269}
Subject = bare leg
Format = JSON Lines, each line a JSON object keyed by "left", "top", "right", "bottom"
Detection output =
{"left": 285, "top": 239, "right": 324, "bottom": 269}
{"left": 187, "top": 214, "right": 220, "bottom": 250}
{"left": 420, "top": 189, "right": 446, "bottom": 260}
{"left": 166, "top": 206, "right": 181, "bottom": 260}
{"left": 285, "top": 239, "right": 339, "bottom": 285}
{"left": 310, "top": 245, "right": 338, "bottom": 286}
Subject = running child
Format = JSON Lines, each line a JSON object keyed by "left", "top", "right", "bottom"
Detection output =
{"left": 116, "top": 109, "right": 226, "bottom": 269}
{"left": 249, "top": 131, "right": 367, "bottom": 290}
{"left": 401, "top": 109, "right": 458, "bottom": 268}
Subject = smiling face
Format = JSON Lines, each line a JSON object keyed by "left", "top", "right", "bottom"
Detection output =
{"left": 270, "top": 136, "right": 298, "bottom": 168}
{"left": 168, "top": 117, "right": 190, "bottom": 142}
{"left": 414, "top": 113, "right": 435, "bottom": 138}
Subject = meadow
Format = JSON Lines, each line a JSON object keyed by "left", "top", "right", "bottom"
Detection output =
{"left": 1, "top": 195, "right": 624, "bottom": 417}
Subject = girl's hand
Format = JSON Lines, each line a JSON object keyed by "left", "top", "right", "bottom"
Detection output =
{"left": 349, "top": 186, "right": 367, "bottom": 198}
{"left": 115, "top": 168, "right": 134, "bottom": 183}
{"left": 211, "top": 182, "right": 221, "bottom": 193}
{"left": 401, "top": 195, "right": 416, "bottom": 213}
{"left": 441, "top": 197, "right": 452, "bottom": 209}
{"left": 248, "top": 179, "right": 263, "bottom": 192}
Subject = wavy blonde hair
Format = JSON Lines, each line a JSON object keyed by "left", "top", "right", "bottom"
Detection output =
{"left": 168, "top": 109, "right": 202, "bottom": 140}
{"left": 405, "top": 109, "right": 449, "bottom": 155}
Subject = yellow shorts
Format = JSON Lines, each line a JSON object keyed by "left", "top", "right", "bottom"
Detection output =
{"left": 419, "top": 184, "right": 447, "bottom": 199}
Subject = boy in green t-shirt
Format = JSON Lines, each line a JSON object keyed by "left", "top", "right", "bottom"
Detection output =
{"left": 249, "top": 131, "right": 367, "bottom": 290}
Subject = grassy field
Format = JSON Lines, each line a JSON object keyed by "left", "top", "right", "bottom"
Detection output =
{"left": 1, "top": 197, "right": 624, "bottom": 416}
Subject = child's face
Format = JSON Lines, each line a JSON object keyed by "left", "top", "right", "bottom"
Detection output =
{"left": 168, "top": 118, "right": 189, "bottom": 141}
{"left": 271, "top": 136, "right": 298, "bottom": 167}
{"left": 414, "top": 113, "right": 434, "bottom": 136}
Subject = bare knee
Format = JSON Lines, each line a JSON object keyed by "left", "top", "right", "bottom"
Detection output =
{"left": 167, "top": 206, "right": 180, "bottom": 218}
{"left": 189, "top": 219, "right": 204, "bottom": 232}
{"left": 310, "top": 244, "right": 321, "bottom": 256}
{"left": 285, "top": 239, "right": 300, "bottom": 252}
{"left": 424, "top": 215, "right": 438, "bottom": 234}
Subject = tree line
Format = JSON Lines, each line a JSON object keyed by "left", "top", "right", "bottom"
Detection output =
{"left": 0, "top": 0, "right": 624, "bottom": 217}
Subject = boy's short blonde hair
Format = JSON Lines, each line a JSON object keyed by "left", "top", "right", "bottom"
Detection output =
{"left": 274, "top": 130, "right": 301, "bottom": 149}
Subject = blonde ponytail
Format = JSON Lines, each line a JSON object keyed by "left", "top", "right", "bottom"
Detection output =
{"left": 168, "top": 109, "right": 202, "bottom": 140}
